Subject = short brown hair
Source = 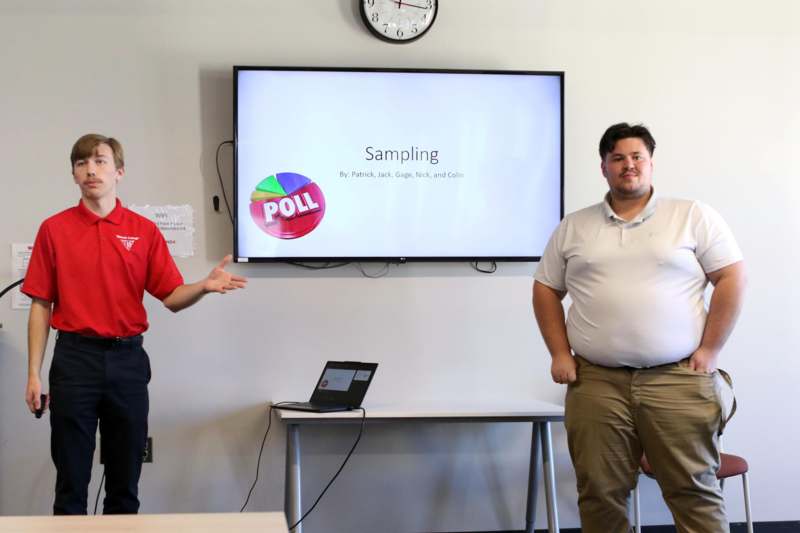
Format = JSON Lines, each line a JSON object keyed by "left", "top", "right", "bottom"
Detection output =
{"left": 70, "top": 134, "right": 124, "bottom": 169}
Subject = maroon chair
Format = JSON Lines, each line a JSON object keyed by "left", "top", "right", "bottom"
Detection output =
{"left": 632, "top": 452, "right": 752, "bottom": 533}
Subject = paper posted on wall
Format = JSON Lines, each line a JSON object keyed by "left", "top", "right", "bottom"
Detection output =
{"left": 10, "top": 243, "right": 33, "bottom": 310}
{"left": 129, "top": 205, "right": 195, "bottom": 257}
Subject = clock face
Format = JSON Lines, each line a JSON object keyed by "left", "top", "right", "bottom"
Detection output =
{"left": 360, "top": 0, "right": 438, "bottom": 43}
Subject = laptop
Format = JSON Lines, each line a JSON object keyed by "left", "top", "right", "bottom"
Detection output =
{"left": 275, "top": 361, "right": 378, "bottom": 413}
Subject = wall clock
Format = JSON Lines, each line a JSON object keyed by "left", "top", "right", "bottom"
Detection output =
{"left": 360, "top": 0, "right": 438, "bottom": 44}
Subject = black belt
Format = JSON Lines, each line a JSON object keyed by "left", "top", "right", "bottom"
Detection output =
{"left": 57, "top": 330, "right": 143, "bottom": 348}
{"left": 620, "top": 357, "right": 689, "bottom": 371}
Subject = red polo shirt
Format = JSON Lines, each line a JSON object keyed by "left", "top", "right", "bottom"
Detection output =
{"left": 22, "top": 199, "right": 184, "bottom": 337}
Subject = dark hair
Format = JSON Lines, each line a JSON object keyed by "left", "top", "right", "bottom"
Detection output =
{"left": 70, "top": 133, "right": 124, "bottom": 169}
{"left": 599, "top": 123, "right": 656, "bottom": 159}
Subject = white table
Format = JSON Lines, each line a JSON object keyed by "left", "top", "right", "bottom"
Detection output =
{"left": 0, "top": 512, "right": 288, "bottom": 532}
{"left": 276, "top": 402, "right": 565, "bottom": 533}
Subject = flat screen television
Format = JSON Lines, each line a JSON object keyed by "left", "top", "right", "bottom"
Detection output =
{"left": 234, "top": 66, "right": 563, "bottom": 262}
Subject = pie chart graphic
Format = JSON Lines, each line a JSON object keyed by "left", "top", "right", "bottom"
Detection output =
{"left": 249, "top": 172, "right": 326, "bottom": 239}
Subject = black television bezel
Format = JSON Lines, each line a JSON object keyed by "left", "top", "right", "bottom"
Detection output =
{"left": 233, "top": 66, "right": 564, "bottom": 263}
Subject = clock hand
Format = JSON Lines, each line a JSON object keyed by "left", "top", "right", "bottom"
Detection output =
{"left": 392, "top": 0, "right": 428, "bottom": 9}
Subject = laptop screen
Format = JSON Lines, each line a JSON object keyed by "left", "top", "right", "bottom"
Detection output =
{"left": 310, "top": 361, "right": 378, "bottom": 407}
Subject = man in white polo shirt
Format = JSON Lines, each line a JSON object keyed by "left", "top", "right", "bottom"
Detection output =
{"left": 533, "top": 123, "right": 746, "bottom": 533}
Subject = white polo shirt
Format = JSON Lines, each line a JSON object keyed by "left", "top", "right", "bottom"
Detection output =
{"left": 534, "top": 190, "right": 743, "bottom": 368}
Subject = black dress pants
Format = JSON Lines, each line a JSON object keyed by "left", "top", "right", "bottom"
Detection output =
{"left": 49, "top": 332, "right": 150, "bottom": 515}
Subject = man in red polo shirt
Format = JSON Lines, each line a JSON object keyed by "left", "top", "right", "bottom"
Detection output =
{"left": 22, "top": 133, "right": 247, "bottom": 515}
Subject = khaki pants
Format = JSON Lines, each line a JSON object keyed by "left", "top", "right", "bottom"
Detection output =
{"left": 565, "top": 356, "right": 729, "bottom": 533}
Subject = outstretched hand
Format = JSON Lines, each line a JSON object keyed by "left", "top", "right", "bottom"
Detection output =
{"left": 203, "top": 255, "right": 247, "bottom": 294}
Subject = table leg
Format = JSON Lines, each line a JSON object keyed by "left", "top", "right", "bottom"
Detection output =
{"left": 540, "top": 422, "right": 560, "bottom": 532}
{"left": 285, "top": 424, "right": 302, "bottom": 533}
{"left": 525, "top": 422, "right": 542, "bottom": 533}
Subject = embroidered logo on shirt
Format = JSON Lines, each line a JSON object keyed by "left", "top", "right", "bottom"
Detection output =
{"left": 116, "top": 235, "right": 140, "bottom": 251}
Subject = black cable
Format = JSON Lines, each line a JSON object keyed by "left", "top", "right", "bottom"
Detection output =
{"left": 470, "top": 261, "right": 497, "bottom": 274}
{"left": 287, "top": 261, "right": 391, "bottom": 277}
{"left": 354, "top": 262, "right": 390, "bottom": 278}
{"left": 287, "top": 261, "right": 351, "bottom": 270}
{"left": 94, "top": 472, "right": 105, "bottom": 514}
{"left": 287, "top": 262, "right": 392, "bottom": 279}
{"left": 0, "top": 279, "right": 24, "bottom": 300}
{"left": 288, "top": 407, "right": 367, "bottom": 531}
{"left": 240, "top": 401, "right": 291, "bottom": 512}
{"left": 215, "top": 140, "right": 234, "bottom": 224}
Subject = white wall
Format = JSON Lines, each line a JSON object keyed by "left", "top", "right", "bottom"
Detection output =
{"left": 1, "top": 1, "right": 798, "bottom": 531}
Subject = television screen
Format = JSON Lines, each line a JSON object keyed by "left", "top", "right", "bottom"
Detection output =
{"left": 234, "top": 67, "right": 563, "bottom": 262}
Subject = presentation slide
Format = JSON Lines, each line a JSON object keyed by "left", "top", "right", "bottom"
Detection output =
{"left": 235, "top": 69, "right": 562, "bottom": 260}
{"left": 318, "top": 369, "right": 357, "bottom": 392}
